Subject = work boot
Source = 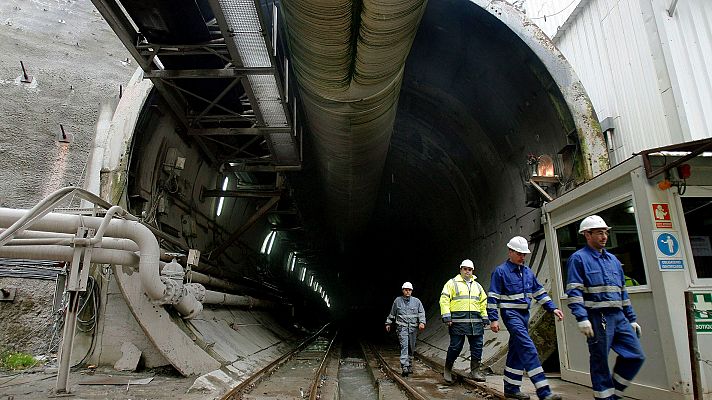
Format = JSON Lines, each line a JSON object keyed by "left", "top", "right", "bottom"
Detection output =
{"left": 541, "top": 394, "right": 562, "bottom": 400}
{"left": 406, "top": 365, "right": 413, "bottom": 374}
{"left": 504, "top": 392, "right": 530, "bottom": 400}
{"left": 469, "top": 360, "right": 486, "bottom": 382}
{"left": 401, "top": 365, "right": 409, "bottom": 377}
{"left": 443, "top": 361, "right": 454, "bottom": 383}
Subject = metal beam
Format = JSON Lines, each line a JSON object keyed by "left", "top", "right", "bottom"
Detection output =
{"left": 636, "top": 138, "right": 712, "bottom": 179}
{"left": 223, "top": 164, "right": 301, "bottom": 172}
{"left": 90, "top": 0, "right": 150, "bottom": 70}
{"left": 144, "top": 67, "right": 274, "bottom": 79}
{"left": 202, "top": 188, "right": 280, "bottom": 198}
{"left": 188, "top": 127, "right": 292, "bottom": 136}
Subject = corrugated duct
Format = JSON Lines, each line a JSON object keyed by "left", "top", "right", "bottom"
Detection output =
{"left": 281, "top": 0, "right": 427, "bottom": 235}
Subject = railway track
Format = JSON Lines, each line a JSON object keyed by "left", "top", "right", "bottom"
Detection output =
{"left": 221, "top": 324, "right": 339, "bottom": 400}
{"left": 364, "top": 342, "right": 505, "bottom": 400}
{"left": 220, "top": 328, "right": 506, "bottom": 400}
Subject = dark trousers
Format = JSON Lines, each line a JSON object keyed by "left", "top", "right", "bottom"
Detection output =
{"left": 446, "top": 333, "right": 483, "bottom": 364}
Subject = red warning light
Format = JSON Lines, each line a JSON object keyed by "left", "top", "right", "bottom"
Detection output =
{"left": 677, "top": 164, "right": 691, "bottom": 179}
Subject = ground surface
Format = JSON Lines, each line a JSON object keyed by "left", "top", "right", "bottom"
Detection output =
{"left": 0, "top": 366, "right": 210, "bottom": 400}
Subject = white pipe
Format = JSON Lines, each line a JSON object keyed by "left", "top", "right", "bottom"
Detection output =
{"left": 202, "top": 290, "right": 276, "bottom": 309}
{"left": 5, "top": 237, "right": 140, "bottom": 251}
{"left": 0, "top": 245, "right": 140, "bottom": 265}
{"left": 0, "top": 207, "right": 165, "bottom": 300}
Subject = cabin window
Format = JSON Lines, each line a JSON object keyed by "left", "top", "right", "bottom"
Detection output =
{"left": 681, "top": 196, "right": 712, "bottom": 279}
{"left": 556, "top": 199, "right": 647, "bottom": 289}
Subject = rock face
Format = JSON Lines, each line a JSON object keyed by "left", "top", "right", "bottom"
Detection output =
{"left": 0, "top": 278, "right": 56, "bottom": 356}
{"left": 0, "top": 0, "right": 132, "bottom": 356}
{"left": 0, "top": 0, "right": 131, "bottom": 209}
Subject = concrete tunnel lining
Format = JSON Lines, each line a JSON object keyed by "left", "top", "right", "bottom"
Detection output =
{"left": 14, "top": 0, "right": 606, "bottom": 377}
{"left": 287, "top": 0, "right": 597, "bottom": 323}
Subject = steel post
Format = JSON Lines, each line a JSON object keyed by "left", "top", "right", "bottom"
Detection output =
{"left": 685, "top": 291, "right": 703, "bottom": 400}
{"left": 55, "top": 291, "right": 80, "bottom": 393}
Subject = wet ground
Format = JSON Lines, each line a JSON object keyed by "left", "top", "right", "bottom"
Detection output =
{"left": 338, "top": 339, "right": 377, "bottom": 400}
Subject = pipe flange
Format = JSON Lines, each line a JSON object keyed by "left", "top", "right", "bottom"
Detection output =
{"left": 155, "top": 277, "right": 185, "bottom": 305}
{"left": 181, "top": 301, "right": 203, "bottom": 320}
{"left": 185, "top": 283, "right": 206, "bottom": 302}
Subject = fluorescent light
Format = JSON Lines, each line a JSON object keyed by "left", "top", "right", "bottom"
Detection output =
{"left": 266, "top": 231, "right": 277, "bottom": 255}
{"left": 260, "top": 230, "right": 275, "bottom": 254}
{"left": 216, "top": 177, "right": 229, "bottom": 216}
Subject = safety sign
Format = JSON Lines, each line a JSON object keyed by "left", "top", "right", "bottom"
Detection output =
{"left": 694, "top": 292, "right": 712, "bottom": 334}
{"left": 654, "top": 231, "right": 684, "bottom": 270}
{"left": 652, "top": 203, "right": 672, "bottom": 229}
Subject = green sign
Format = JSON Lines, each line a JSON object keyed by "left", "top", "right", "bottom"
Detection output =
{"left": 694, "top": 292, "right": 712, "bottom": 334}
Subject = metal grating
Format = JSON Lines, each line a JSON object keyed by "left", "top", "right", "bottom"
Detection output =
{"left": 265, "top": 131, "right": 298, "bottom": 161}
{"left": 233, "top": 34, "right": 271, "bottom": 68}
{"left": 218, "top": 0, "right": 271, "bottom": 67}
{"left": 248, "top": 75, "right": 281, "bottom": 99}
{"left": 258, "top": 100, "right": 288, "bottom": 126}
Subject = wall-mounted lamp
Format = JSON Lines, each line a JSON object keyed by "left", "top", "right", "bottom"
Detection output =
{"left": 525, "top": 153, "right": 560, "bottom": 208}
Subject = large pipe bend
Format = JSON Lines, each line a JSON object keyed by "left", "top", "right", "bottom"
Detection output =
{"left": 0, "top": 208, "right": 166, "bottom": 301}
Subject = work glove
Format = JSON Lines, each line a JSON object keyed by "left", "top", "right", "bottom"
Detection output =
{"left": 630, "top": 322, "right": 642, "bottom": 338}
{"left": 577, "top": 320, "right": 594, "bottom": 338}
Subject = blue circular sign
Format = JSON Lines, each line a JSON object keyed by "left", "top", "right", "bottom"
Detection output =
{"left": 657, "top": 233, "right": 679, "bottom": 256}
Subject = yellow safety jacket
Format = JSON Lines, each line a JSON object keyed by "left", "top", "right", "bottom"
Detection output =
{"left": 439, "top": 274, "right": 488, "bottom": 323}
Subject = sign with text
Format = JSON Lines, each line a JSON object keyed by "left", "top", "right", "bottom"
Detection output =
{"left": 652, "top": 203, "right": 672, "bottom": 228}
{"left": 654, "top": 231, "right": 685, "bottom": 270}
{"left": 694, "top": 292, "right": 712, "bottom": 334}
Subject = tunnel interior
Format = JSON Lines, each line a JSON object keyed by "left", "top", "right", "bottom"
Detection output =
{"left": 259, "top": 0, "right": 578, "bottom": 330}
{"left": 120, "top": 0, "right": 583, "bottom": 345}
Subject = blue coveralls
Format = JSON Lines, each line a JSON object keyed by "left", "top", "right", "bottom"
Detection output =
{"left": 488, "top": 260, "right": 558, "bottom": 399}
{"left": 566, "top": 246, "right": 645, "bottom": 400}
{"left": 385, "top": 295, "right": 426, "bottom": 368}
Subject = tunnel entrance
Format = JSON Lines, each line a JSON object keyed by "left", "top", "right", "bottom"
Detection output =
{"left": 266, "top": 0, "right": 602, "bottom": 373}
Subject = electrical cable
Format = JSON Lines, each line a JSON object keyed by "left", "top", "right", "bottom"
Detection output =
{"left": 71, "top": 275, "right": 101, "bottom": 369}
{"left": 529, "top": 0, "right": 579, "bottom": 20}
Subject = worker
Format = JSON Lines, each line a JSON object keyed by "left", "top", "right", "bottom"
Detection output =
{"left": 385, "top": 281, "right": 426, "bottom": 376}
{"left": 566, "top": 215, "right": 645, "bottom": 400}
{"left": 439, "top": 259, "right": 488, "bottom": 383}
{"left": 488, "top": 236, "right": 564, "bottom": 400}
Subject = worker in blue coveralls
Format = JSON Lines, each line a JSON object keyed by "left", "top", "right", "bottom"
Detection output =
{"left": 488, "top": 236, "right": 564, "bottom": 400}
{"left": 385, "top": 281, "right": 426, "bottom": 376}
{"left": 566, "top": 215, "right": 644, "bottom": 400}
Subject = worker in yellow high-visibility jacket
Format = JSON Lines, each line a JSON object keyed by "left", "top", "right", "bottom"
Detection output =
{"left": 439, "top": 259, "right": 488, "bottom": 383}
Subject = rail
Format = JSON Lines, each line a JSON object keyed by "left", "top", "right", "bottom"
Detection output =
{"left": 221, "top": 323, "right": 334, "bottom": 400}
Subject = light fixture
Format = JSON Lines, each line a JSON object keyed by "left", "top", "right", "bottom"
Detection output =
{"left": 536, "top": 154, "right": 555, "bottom": 177}
{"left": 216, "top": 177, "right": 229, "bottom": 216}
{"left": 260, "top": 231, "right": 275, "bottom": 254}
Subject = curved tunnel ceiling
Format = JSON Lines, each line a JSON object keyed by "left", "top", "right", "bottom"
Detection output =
{"left": 280, "top": 0, "right": 604, "bottom": 320}
{"left": 110, "top": 0, "right": 606, "bottom": 327}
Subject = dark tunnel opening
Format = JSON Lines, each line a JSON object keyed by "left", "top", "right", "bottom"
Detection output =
{"left": 110, "top": 0, "right": 595, "bottom": 374}
{"left": 278, "top": 0, "right": 575, "bottom": 328}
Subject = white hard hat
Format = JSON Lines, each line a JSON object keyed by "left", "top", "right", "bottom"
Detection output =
{"left": 402, "top": 282, "right": 413, "bottom": 290}
{"left": 578, "top": 215, "right": 611, "bottom": 234}
{"left": 507, "top": 236, "right": 531, "bottom": 254}
{"left": 460, "top": 259, "right": 474, "bottom": 269}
